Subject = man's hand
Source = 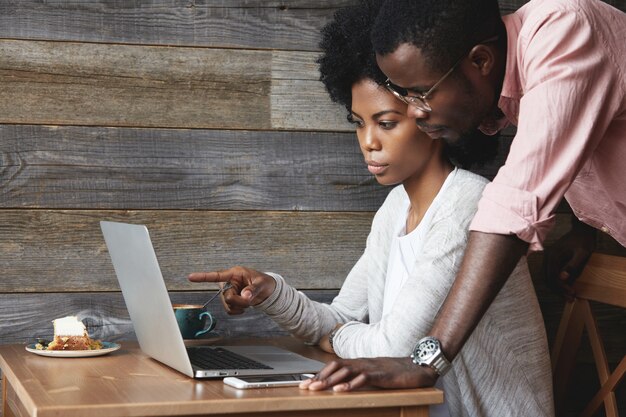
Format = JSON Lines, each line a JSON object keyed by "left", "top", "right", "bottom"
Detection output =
{"left": 543, "top": 217, "right": 596, "bottom": 300}
{"left": 299, "top": 357, "right": 438, "bottom": 392}
{"left": 188, "top": 266, "right": 276, "bottom": 314}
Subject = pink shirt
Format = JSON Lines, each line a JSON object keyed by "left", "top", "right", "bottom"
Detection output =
{"left": 471, "top": 0, "right": 626, "bottom": 251}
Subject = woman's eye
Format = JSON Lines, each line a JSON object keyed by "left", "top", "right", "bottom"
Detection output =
{"left": 347, "top": 115, "right": 364, "bottom": 128}
{"left": 379, "top": 121, "right": 398, "bottom": 129}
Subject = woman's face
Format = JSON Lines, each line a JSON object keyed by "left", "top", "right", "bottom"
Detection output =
{"left": 350, "top": 78, "right": 443, "bottom": 186}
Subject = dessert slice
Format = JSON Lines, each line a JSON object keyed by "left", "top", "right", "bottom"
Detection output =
{"left": 46, "top": 316, "right": 102, "bottom": 350}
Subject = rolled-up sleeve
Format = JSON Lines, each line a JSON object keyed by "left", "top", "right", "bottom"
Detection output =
{"left": 471, "top": 8, "right": 621, "bottom": 251}
{"left": 472, "top": 183, "right": 556, "bottom": 250}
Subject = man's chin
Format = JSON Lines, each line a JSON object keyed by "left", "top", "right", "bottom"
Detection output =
{"left": 439, "top": 131, "right": 462, "bottom": 144}
{"left": 442, "top": 127, "right": 483, "bottom": 145}
{"left": 443, "top": 128, "right": 501, "bottom": 169}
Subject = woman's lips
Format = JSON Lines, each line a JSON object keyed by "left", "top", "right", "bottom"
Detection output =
{"left": 367, "top": 161, "right": 388, "bottom": 175}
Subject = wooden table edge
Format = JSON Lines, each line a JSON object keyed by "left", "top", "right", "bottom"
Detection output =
{"left": 1, "top": 342, "right": 443, "bottom": 417}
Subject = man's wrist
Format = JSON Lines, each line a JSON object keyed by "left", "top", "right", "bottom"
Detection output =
{"left": 417, "top": 361, "right": 439, "bottom": 381}
{"left": 430, "top": 331, "right": 456, "bottom": 361}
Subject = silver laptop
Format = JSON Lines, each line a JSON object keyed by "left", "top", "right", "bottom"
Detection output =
{"left": 100, "top": 220, "right": 325, "bottom": 378}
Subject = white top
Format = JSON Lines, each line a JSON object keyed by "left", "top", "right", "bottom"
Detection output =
{"left": 383, "top": 168, "right": 457, "bottom": 315}
{"left": 257, "top": 169, "right": 554, "bottom": 417}
{"left": 383, "top": 170, "right": 457, "bottom": 417}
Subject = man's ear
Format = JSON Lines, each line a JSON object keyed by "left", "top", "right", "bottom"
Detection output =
{"left": 468, "top": 45, "right": 496, "bottom": 76}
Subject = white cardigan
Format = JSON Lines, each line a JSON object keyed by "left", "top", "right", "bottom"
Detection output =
{"left": 256, "top": 169, "right": 555, "bottom": 417}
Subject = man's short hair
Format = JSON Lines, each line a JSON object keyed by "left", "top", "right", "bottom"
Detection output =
{"left": 372, "top": 0, "right": 502, "bottom": 71}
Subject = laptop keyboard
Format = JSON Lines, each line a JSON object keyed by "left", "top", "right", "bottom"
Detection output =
{"left": 187, "top": 347, "right": 273, "bottom": 370}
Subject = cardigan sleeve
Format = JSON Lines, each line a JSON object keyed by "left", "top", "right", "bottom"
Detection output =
{"left": 253, "top": 186, "right": 403, "bottom": 345}
{"left": 333, "top": 173, "right": 486, "bottom": 358}
{"left": 332, "top": 208, "right": 471, "bottom": 358}
{"left": 255, "top": 174, "right": 486, "bottom": 357}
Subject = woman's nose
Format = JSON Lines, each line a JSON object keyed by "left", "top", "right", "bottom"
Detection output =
{"left": 360, "top": 127, "right": 381, "bottom": 152}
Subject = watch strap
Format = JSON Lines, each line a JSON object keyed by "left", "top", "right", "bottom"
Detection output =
{"left": 327, "top": 327, "right": 339, "bottom": 352}
{"left": 429, "top": 354, "right": 451, "bottom": 376}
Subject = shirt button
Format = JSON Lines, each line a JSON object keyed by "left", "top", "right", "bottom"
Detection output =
{"left": 601, "top": 226, "right": 610, "bottom": 234}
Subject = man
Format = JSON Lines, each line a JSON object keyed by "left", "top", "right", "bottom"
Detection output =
{"left": 300, "top": 0, "right": 626, "bottom": 392}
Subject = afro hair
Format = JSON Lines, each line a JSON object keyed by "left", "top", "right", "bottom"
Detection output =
{"left": 317, "top": 0, "right": 386, "bottom": 110}
{"left": 317, "top": 0, "right": 500, "bottom": 169}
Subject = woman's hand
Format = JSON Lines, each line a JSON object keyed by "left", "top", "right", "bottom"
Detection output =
{"left": 188, "top": 266, "right": 276, "bottom": 314}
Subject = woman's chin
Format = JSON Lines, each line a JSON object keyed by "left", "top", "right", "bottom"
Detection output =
{"left": 374, "top": 175, "right": 401, "bottom": 187}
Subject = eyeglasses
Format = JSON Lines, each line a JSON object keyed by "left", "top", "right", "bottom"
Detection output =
{"left": 384, "top": 36, "right": 499, "bottom": 113}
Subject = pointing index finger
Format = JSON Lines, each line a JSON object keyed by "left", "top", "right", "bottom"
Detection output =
{"left": 187, "top": 270, "right": 233, "bottom": 283}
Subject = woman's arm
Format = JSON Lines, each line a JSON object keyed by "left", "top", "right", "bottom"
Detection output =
{"left": 333, "top": 216, "right": 470, "bottom": 358}
{"left": 256, "top": 187, "right": 405, "bottom": 345}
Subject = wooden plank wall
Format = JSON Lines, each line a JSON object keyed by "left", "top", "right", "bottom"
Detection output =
{"left": 1, "top": 0, "right": 625, "bottom": 412}
{"left": 0, "top": 0, "right": 376, "bottom": 345}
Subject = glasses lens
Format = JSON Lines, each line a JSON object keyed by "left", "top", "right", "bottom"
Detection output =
{"left": 384, "top": 79, "right": 431, "bottom": 112}
{"left": 408, "top": 96, "right": 431, "bottom": 112}
{"left": 385, "top": 80, "right": 408, "bottom": 97}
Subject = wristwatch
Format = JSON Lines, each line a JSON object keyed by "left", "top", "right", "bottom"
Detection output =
{"left": 327, "top": 327, "right": 339, "bottom": 352}
{"left": 410, "top": 336, "right": 451, "bottom": 376}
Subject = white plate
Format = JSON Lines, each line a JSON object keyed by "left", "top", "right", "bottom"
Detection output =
{"left": 25, "top": 341, "right": 121, "bottom": 358}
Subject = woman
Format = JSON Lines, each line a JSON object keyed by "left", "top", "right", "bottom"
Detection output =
{"left": 189, "top": 1, "right": 554, "bottom": 416}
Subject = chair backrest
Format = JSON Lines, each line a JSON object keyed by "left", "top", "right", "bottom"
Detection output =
{"left": 551, "top": 253, "right": 626, "bottom": 417}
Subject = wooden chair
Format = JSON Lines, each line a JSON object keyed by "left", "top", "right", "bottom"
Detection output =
{"left": 551, "top": 253, "right": 626, "bottom": 417}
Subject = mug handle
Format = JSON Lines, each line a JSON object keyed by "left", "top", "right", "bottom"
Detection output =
{"left": 195, "top": 312, "right": 215, "bottom": 337}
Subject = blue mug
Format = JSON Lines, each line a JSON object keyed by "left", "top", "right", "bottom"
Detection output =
{"left": 172, "top": 304, "right": 216, "bottom": 339}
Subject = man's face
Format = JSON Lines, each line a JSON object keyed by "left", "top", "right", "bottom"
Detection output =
{"left": 376, "top": 43, "right": 493, "bottom": 143}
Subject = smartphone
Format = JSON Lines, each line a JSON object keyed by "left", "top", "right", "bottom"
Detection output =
{"left": 223, "top": 373, "right": 315, "bottom": 389}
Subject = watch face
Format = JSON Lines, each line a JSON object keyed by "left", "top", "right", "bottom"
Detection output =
{"left": 412, "top": 337, "right": 450, "bottom": 375}
{"left": 416, "top": 338, "right": 439, "bottom": 360}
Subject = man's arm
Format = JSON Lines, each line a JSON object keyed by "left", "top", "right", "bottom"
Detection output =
{"left": 430, "top": 231, "right": 528, "bottom": 360}
{"left": 301, "top": 231, "right": 528, "bottom": 391}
